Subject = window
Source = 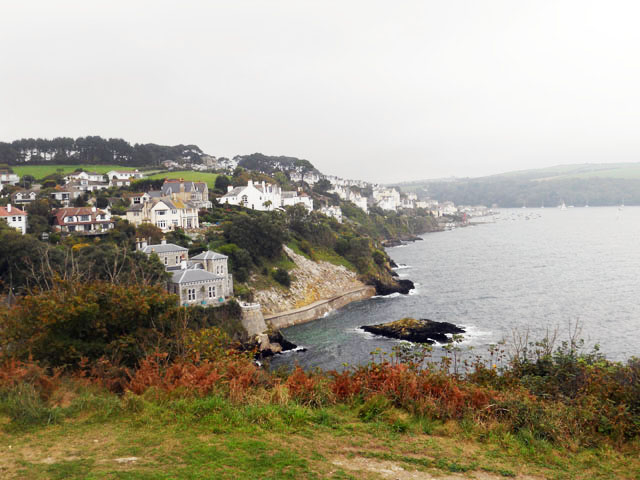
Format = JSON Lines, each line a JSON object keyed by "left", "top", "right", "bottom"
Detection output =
{"left": 157, "top": 220, "right": 166, "bottom": 229}
{"left": 157, "top": 210, "right": 166, "bottom": 216}
{"left": 80, "top": 215, "right": 90, "bottom": 221}
{"left": 187, "top": 288, "right": 196, "bottom": 301}
{"left": 208, "top": 286, "right": 215, "bottom": 298}
{"left": 164, "top": 256, "right": 168, "bottom": 265}
{"left": 172, "top": 209, "right": 177, "bottom": 214}
{"left": 172, "top": 220, "right": 178, "bottom": 226}
{"left": 12, "top": 217, "right": 16, "bottom": 222}
{"left": 241, "top": 195, "right": 248, "bottom": 205}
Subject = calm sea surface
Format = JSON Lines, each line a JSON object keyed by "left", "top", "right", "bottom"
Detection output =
{"left": 270, "top": 207, "right": 640, "bottom": 371}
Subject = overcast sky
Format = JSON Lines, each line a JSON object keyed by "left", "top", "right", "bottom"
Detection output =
{"left": 2, "top": 1, "right": 640, "bottom": 183}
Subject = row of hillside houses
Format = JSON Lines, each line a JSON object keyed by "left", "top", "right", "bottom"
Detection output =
{"left": 220, "top": 180, "right": 313, "bottom": 211}
{"left": 53, "top": 170, "right": 146, "bottom": 206}
{"left": 136, "top": 238, "right": 234, "bottom": 306}
{"left": 328, "top": 185, "right": 369, "bottom": 213}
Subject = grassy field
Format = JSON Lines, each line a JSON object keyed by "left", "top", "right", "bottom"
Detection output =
{"left": 1, "top": 389, "right": 638, "bottom": 480}
{"left": 11, "top": 165, "right": 138, "bottom": 180}
{"left": 147, "top": 170, "right": 221, "bottom": 189}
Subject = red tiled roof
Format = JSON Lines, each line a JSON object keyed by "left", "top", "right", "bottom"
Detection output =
{"left": 53, "top": 207, "right": 109, "bottom": 225}
{"left": 0, "top": 206, "right": 26, "bottom": 217}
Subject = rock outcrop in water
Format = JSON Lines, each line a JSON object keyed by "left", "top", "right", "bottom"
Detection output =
{"left": 370, "top": 278, "right": 415, "bottom": 295}
{"left": 361, "top": 317, "right": 465, "bottom": 344}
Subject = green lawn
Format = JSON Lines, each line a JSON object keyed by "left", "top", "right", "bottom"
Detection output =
{"left": 12, "top": 164, "right": 139, "bottom": 181}
{"left": 147, "top": 170, "right": 222, "bottom": 189}
{"left": 2, "top": 391, "right": 638, "bottom": 479}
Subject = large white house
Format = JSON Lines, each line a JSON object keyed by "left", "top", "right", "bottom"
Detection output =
{"left": 126, "top": 197, "right": 199, "bottom": 231}
{"left": 220, "top": 180, "right": 282, "bottom": 211}
{"left": 220, "top": 180, "right": 313, "bottom": 211}
{"left": 0, "top": 204, "right": 27, "bottom": 234}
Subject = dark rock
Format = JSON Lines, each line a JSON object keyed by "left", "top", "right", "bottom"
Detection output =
{"left": 361, "top": 317, "right": 465, "bottom": 344}
{"left": 268, "top": 330, "right": 298, "bottom": 352}
{"left": 389, "top": 258, "right": 399, "bottom": 268}
{"left": 371, "top": 278, "right": 415, "bottom": 295}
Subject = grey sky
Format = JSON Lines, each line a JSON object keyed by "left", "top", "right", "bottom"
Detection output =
{"left": 2, "top": 1, "right": 640, "bottom": 183}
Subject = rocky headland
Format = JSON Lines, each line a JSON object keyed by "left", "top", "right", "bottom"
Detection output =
{"left": 361, "top": 317, "right": 465, "bottom": 344}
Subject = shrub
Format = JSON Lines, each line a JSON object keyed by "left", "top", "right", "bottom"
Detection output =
{"left": 272, "top": 268, "right": 291, "bottom": 287}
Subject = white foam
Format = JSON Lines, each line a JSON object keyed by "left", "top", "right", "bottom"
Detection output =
{"left": 393, "top": 264, "right": 412, "bottom": 270}
{"left": 280, "top": 346, "right": 306, "bottom": 354}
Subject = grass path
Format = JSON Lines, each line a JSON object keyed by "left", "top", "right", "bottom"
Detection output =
{"left": 1, "top": 394, "right": 638, "bottom": 479}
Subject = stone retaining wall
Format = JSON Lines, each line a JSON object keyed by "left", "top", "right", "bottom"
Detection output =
{"left": 264, "top": 286, "right": 376, "bottom": 330}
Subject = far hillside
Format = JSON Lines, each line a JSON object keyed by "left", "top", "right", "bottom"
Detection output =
{"left": 400, "top": 163, "right": 640, "bottom": 207}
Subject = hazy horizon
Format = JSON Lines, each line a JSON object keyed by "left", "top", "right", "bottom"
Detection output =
{"left": 3, "top": 1, "right": 640, "bottom": 183}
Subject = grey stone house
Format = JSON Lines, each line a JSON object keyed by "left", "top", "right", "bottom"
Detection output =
{"left": 137, "top": 238, "right": 233, "bottom": 306}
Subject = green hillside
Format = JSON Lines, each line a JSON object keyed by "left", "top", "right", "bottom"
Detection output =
{"left": 146, "top": 170, "right": 220, "bottom": 189}
{"left": 399, "top": 163, "right": 640, "bottom": 207}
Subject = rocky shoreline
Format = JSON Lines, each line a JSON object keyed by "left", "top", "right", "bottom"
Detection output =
{"left": 361, "top": 317, "right": 465, "bottom": 344}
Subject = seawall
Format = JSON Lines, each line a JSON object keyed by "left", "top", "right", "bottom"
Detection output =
{"left": 264, "top": 285, "right": 376, "bottom": 330}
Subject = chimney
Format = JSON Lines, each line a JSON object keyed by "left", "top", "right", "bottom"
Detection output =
{"left": 248, "top": 180, "right": 253, "bottom": 187}
{"left": 180, "top": 260, "right": 187, "bottom": 270}
{"left": 7, "top": 204, "right": 11, "bottom": 213}
{"left": 92, "top": 206, "right": 97, "bottom": 212}
{"left": 180, "top": 182, "right": 185, "bottom": 193}
{"left": 161, "top": 237, "right": 166, "bottom": 245}
{"left": 227, "top": 185, "right": 233, "bottom": 192}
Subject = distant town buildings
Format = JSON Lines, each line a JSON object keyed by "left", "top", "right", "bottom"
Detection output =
{"left": 320, "top": 205, "right": 343, "bottom": 223}
{"left": 10, "top": 189, "right": 38, "bottom": 206}
{"left": 0, "top": 204, "right": 27, "bottom": 234}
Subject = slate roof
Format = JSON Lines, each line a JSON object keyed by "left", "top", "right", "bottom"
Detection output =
{"left": 191, "top": 251, "right": 228, "bottom": 260}
{"left": 170, "top": 269, "right": 222, "bottom": 284}
{"left": 141, "top": 243, "right": 188, "bottom": 254}
{"left": 220, "top": 186, "right": 245, "bottom": 198}
{"left": 162, "top": 181, "right": 207, "bottom": 195}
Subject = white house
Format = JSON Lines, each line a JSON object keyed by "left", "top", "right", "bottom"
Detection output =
{"left": 281, "top": 191, "right": 313, "bottom": 211}
{"left": 107, "top": 170, "right": 144, "bottom": 187}
{"left": 53, "top": 206, "right": 113, "bottom": 235}
{"left": 11, "top": 189, "right": 38, "bottom": 206}
{"left": 220, "top": 180, "right": 282, "bottom": 211}
{"left": 0, "top": 204, "right": 27, "bottom": 234}
{"left": 64, "top": 171, "right": 105, "bottom": 184}
{"left": 373, "top": 187, "right": 401, "bottom": 211}
{"left": 0, "top": 171, "right": 20, "bottom": 187}
{"left": 320, "top": 205, "right": 342, "bottom": 223}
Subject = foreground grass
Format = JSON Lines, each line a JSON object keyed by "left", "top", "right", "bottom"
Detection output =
{"left": 1, "top": 388, "right": 639, "bottom": 480}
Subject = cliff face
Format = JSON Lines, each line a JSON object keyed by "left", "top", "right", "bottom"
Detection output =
{"left": 253, "top": 246, "right": 365, "bottom": 315}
